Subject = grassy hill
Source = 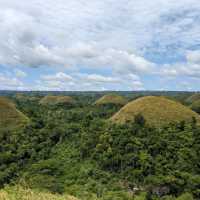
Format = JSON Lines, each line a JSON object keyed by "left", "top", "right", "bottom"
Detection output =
{"left": 94, "top": 94, "right": 128, "bottom": 106}
{"left": 39, "top": 96, "right": 75, "bottom": 106}
{"left": 0, "top": 186, "right": 78, "bottom": 200}
{"left": 186, "top": 93, "right": 200, "bottom": 104}
{"left": 0, "top": 97, "right": 28, "bottom": 131}
{"left": 190, "top": 99, "right": 200, "bottom": 114}
{"left": 111, "top": 96, "right": 200, "bottom": 126}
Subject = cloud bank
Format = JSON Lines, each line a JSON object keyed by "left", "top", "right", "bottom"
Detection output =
{"left": 0, "top": 0, "right": 200, "bottom": 90}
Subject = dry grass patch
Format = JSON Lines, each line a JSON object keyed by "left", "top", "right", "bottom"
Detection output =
{"left": 111, "top": 96, "right": 200, "bottom": 127}
{"left": 0, "top": 97, "right": 28, "bottom": 131}
{"left": 39, "top": 96, "right": 75, "bottom": 106}
{"left": 0, "top": 186, "right": 79, "bottom": 200}
{"left": 95, "top": 94, "right": 128, "bottom": 106}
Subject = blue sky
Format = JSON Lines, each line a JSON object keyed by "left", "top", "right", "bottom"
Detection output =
{"left": 0, "top": 0, "right": 200, "bottom": 91}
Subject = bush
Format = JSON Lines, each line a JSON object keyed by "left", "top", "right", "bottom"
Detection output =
{"left": 134, "top": 192, "right": 147, "bottom": 200}
{"left": 134, "top": 114, "right": 146, "bottom": 126}
{"left": 176, "top": 193, "right": 193, "bottom": 200}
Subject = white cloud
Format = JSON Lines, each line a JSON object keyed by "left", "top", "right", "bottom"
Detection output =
{"left": 160, "top": 67, "right": 178, "bottom": 77}
{"left": 86, "top": 74, "right": 119, "bottom": 83}
{"left": 0, "top": 8, "right": 154, "bottom": 73}
{"left": 186, "top": 50, "right": 200, "bottom": 64}
{"left": 36, "top": 72, "right": 144, "bottom": 91}
{"left": 62, "top": 45, "right": 155, "bottom": 74}
{"left": 160, "top": 50, "right": 200, "bottom": 79}
{"left": 15, "top": 69, "right": 27, "bottom": 78}
{"left": 0, "top": 73, "right": 24, "bottom": 90}
{"left": 42, "top": 72, "right": 73, "bottom": 82}
{"left": 1, "top": 0, "right": 197, "bottom": 70}
{"left": 1, "top": 0, "right": 200, "bottom": 90}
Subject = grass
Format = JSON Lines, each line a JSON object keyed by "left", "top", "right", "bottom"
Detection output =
{"left": 0, "top": 186, "right": 193, "bottom": 200}
{"left": 95, "top": 94, "right": 128, "bottom": 106}
{"left": 0, "top": 97, "right": 28, "bottom": 131}
{"left": 39, "top": 96, "right": 75, "bottom": 106}
{"left": 0, "top": 185, "right": 79, "bottom": 200}
{"left": 111, "top": 96, "right": 200, "bottom": 126}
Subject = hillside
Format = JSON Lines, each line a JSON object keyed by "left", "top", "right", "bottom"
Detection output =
{"left": 111, "top": 96, "right": 200, "bottom": 126}
{"left": 186, "top": 93, "right": 200, "bottom": 104}
{"left": 190, "top": 99, "right": 200, "bottom": 114}
{"left": 0, "top": 97, "right": 28, "bottom": 131}
{"left": 39, "top": 95, "right": 75, "bottom": 106}
{"left": 94, "top": 94, "right": 128, "bottom": 106}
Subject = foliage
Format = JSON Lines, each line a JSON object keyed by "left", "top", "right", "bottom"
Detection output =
{"left": 190, "top": 100, "right": 200, "bottom": 114}
{"left": 0, "top": 92, "right": 200, "bottom": 199}
{"left": 186, "top": 93, "right": 200, "bottom": 104}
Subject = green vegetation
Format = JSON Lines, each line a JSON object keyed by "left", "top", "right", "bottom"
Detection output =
{"left": 186, "top": 93, "right": 200, "bottom": 104}
{"left": 0, "top": 92, "right": 200, "bottom": 200}
{"left": 0, "top": 97, "right": 28, "bottom": 131}
{"left": 111, "top": 96, "right": 200, "bottom": 126}
{"left": 14, "top": 93, "right": 40, "bottom": 102}
{"left": 190, "top": 100, "right": 200, "bottom": 114}
{"left": 95, "top": 94, "right": 128, "bottom": 106}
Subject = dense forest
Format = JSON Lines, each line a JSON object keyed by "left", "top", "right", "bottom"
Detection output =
{"left": 0, "top": 91, "right": 200, "bottom": 200}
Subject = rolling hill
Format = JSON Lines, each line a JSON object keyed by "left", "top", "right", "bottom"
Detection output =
{"left": 0, "top": 97, "right": 28, "bottom": 131}
{"left": 111, "top": 96, "right": 200, "bottom": 126}
{"left": 39, "top": 96, "right": 75, "bottom": 106}
{"left": 94, "top": 94, "right": 128, "bottom": 106}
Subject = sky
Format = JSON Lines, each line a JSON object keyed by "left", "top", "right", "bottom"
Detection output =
{"left": 1, "top": 0, "right": 200, "bottom": 91}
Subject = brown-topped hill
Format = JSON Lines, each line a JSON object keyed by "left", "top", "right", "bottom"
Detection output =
{"left": 94, "top": 94, "right": 128, "bottom": 106}
{"left": 0, "top": 97, "right": 28, "bottom": 131}
{"left": 39, "top": 95, "right": 75, "bottom": 106}
{"left": 111, "top": 96, "right": 200, "bottom": 126}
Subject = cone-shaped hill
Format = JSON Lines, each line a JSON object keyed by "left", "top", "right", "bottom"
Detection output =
{"left": 95, "top": 94, "right": 128, "bottom": 106}
{"left": 0, "top": 97, "right": 29, "bottom": 131}
{"left": 111, "top": 96, "right": 200, "bottom": 126}
{"left": 186, "top": 93, "right": 200, "bottom": 104}
{"left": 39, "top": 95, "right": 75, "bottom": 106}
